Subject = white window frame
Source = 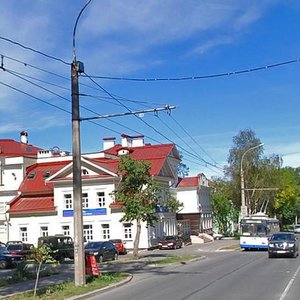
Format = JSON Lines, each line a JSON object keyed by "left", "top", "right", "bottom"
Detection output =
{"left": 63, "top": 193, "right": 73, "bottom": 209}
{"left": 101, "top": 224, "right": 110, "bottom": 240}
{"left": 123, "top": 223, "right": 132, "bottom": 239}
{"left": 40, "top": 226, "right": 49, "bottom": 237}
{"left": 83, "top": 224, "right": 93, "bottom": 242}
{"left": 62, "top": 225, "right": 70, "bottom": 236}
{"left": 20, "top": 227, "right": 28, "bottom": 242}
{"left": 97, "top": 191, "right": 106, "bottom": 207}
{"left": 82, "top": 192, "right": 88, "bottom": 208}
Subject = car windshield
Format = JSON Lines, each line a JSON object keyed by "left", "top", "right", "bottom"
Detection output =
{"left": 85, "top": 242, "right": 103, "bottom": 249}
{"left": 7, "top": 244, "right": 22, "bottom": 250}
{"left": 271, "top": 234, "right": 294, "bottom": 241}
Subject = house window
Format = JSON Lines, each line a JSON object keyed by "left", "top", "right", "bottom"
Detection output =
{"left": 83, "top": 224, "right": 93, "bottom": 242}
{"left": 101, "top": 224, "right": 110, "bottom": 239}
{"left": 123, "top": 223, "right": 132, "bottom": 239}
{"left": 97, "top": 191, "right": 105, "bottom": 207}
{"left": 20, "top": 227, "right": 28, "bottom": 242}
{"left": 82, "top": 193, "right": 88, "bottom": 208}
{"left": 40, "top": 226, "right": 48, "bottom": 237}
{"left": 62, "top": 225, "right": 70, "bottom": 236}
{"left": 63, "top": 194, "right": 73, "bottom": 209}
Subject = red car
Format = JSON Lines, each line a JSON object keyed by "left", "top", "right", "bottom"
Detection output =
{"left": 109, "top": 239, "right": 127, "bottom": 255}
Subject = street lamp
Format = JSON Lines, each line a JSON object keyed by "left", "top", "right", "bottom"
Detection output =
{"left": 240, "top": 143, "right": 264, "bottom": 219}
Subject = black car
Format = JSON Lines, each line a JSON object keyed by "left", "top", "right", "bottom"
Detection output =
{"left": 37, "top": 235, "right": 74, "bottom": 262}
{"left": 268, "top": 232, "right": 299, "bottom": 258}
{"left": 0, "top": 244, "right": 25, "bottom": 269}
{"left": 84, "top": 241, "right": 118, "bottom": 263}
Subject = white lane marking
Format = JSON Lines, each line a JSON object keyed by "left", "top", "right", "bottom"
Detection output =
{"left": 279, "top": 263, "right": 300, "bottom": 300}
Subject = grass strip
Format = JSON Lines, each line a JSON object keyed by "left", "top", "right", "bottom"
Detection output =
{"left": 3, "top": 272, "right": 128, "bottom": 300}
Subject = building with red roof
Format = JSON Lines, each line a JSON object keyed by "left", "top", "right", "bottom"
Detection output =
{"left": 0, "top": 132, "right": 44, "bottom": 242}
{"left": 176, "top": 173, "right": 212, "bottom": 236}
{"left": 5, "top": 134, "right": 182, "bottom": 249}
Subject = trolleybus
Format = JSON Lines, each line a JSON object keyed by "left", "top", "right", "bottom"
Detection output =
{"left": 240, "top": 213, "right": 280, "bottom": 250}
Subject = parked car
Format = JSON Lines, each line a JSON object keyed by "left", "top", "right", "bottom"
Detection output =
{"left": 268, "top": 232, "right": 299, "bottom": 258}
{"left": 158, "top": 235, "right": 183, "bottom": 250}
{"left": 294, "top": 224, "right": 300, "bottom": 233}
{"left": 6, "top": 241, "right": 35, "bottom": 260}
{"left": 84, "top": 241, "right": 118, "bottom": 263}
{"left": 0, "top": 245, "right": 25, "bottom": 269}
{"left": 37, "top": 235, "right": 74, "bottom": 262}
{"left": 213, "top": 232, "right": 223, "bottom": 240}
{"left": 109, "top": 239, "right": 127, "bottom": 255}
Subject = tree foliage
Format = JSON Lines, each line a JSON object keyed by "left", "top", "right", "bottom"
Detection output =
{"left": 210, "top": 178, "right": 237, "bottom": 235}
{"left": 225, "top": 129, "right": 282, "bottom": 215}
{"left": 113, "top": 155, "right": 182, "bottom": 257}
{"left": 177, "top": 153, "right": 189, "bottom": 177}
{"left": 274, "top": 167, "right": 300, "bottom": 226}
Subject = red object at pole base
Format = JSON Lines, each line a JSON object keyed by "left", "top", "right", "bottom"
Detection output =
{"left": 85, "top": 254, "right": 99, "bottom": 277}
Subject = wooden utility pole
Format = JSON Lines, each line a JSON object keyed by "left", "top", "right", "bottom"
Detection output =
{"left": 72, "top": 60, "right": 85, "bottom": 286}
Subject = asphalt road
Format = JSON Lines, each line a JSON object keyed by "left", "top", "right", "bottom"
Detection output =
{"left": 86, "top": 243, "right": 300, "bottom": 300}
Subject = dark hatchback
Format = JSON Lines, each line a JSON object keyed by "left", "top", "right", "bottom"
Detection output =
{"left": 158, "top": 235, "right": 183, "bottom": 250}
{"left": 84, "top": 241, "right": 118, "bottom": 263}
{"left": 0, "top": 243, "right": 25, "bottom": 269}
{"left": 268, "top": 232, "right": 299, "bottom": 258}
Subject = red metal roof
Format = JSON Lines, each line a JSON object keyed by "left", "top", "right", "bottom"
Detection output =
{"left": 19, "top": 161, "right": 69, "bottom": 193}
{"left": 9, "top": 196, "right": 55, "bottom": 214}
{"left": 102, "top": 143, "right": 176, "bottom": 176}
{"left": 0, "top": 139, "right": 42, "bottom": 157}
{"left": 177, "top": 176, "right": 199, "bottom": 188}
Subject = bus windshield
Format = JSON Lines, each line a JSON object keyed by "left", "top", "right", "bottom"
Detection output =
{"left": 241, "top": 223, "right": 267, "bottom": 237}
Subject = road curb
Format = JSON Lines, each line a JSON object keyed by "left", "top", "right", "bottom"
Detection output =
{"left": 66, "top": 273, "right": 133, "bottom": 300}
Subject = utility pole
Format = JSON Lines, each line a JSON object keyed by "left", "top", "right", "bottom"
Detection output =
{"left": 71, "top": 0, "right": 92, "bottom": 287}
{"left": 72, "top": 60, "right": 85, "bottom": 286}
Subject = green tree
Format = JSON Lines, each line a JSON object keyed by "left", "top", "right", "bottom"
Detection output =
{"left": 274, "top": 167, "right": 300, "bottom": 226}
{"left": 34, "top": 245, "right": 57, "bottom": 297}
{"left": 177, "top": 153, "right": 189, "bottom": 177}
{"left": 225, "top": 129, "right": 281, "bottom": 214}
{"left": 210, "top": 178, "right": 237, "bottom": 235}
{"left": 113, "top": 155, "right": 181, "bottom": 257}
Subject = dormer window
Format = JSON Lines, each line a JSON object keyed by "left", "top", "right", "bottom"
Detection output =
{"left": 82, "top": 169, "right": 89, "bottom": 175}
{"left": 27, "top": 172, "right": 36, "bottom": 179}
{"left": 43, "top": 171, "right": 51, "bottom": 178}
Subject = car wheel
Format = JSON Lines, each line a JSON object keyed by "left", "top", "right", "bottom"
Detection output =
{"left": 98, "top": 255, "right": 103, "bottom": 263}
{"left": 0, "top": 260, "right": 7, "bottom": 269}
{"left": 268, "top": 253, "right": 274, "bottom": 258}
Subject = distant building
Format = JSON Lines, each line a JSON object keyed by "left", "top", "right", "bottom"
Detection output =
{"left": 176, "top": 173, "right": 212, "bottom": 236}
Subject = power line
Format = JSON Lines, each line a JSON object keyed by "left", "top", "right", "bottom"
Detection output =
{"left": 83, "top": 57, "right": 300, "bottom": 82}
{"left": 83, "top": 71, "right": 222, "bottom": 172}
{"left": 168, "top": 114, "right": 221, "bottom": 166}
{"left": 0, "top": 36, "right": 70, "bottom": 65}
{"left": 155, "top": 114, "right": 222, "bottom": 169}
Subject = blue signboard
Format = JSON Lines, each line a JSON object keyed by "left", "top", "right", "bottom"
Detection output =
{"left": 63, "top": 208, "right": 107, "bottom": 217}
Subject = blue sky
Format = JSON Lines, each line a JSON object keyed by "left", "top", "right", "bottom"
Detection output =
{"left": 1, "top": 0, "right": 300, "bottom": 178}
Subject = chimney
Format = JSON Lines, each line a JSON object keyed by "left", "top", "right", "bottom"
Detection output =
{"left": 103, "top": 137, "right": 116, "bottom": 150}
{"left": 20, "top": 131, "right": 28, "bottom": 144}
{"left": 121, "top": 134, "right": 144, "bottom": 148}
